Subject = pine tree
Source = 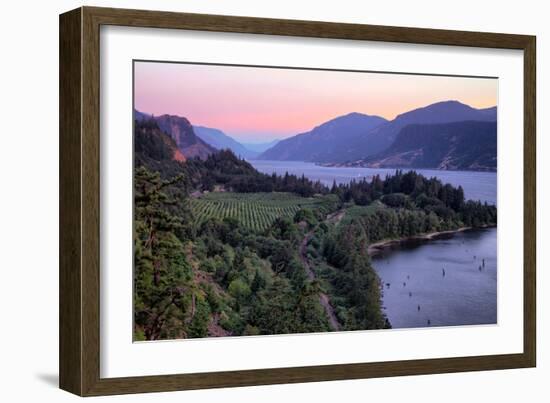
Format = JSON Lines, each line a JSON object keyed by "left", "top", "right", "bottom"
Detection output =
{"left": 134, "top": 166, "right": 194, "bottom": 340}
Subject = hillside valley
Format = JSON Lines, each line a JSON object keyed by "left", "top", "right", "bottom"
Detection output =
{"left": 259, "top": 101, "right": 497, "bottom": 169}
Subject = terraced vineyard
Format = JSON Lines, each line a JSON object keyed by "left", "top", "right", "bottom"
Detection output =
{"left": 190, "top": 192, "right": 338, "bottom": 231}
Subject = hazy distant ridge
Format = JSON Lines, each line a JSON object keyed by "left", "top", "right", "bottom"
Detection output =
{"left": 135, "top": 100, "right": 498, "bottom": 170}
{"left": 193, "top": 126, "right": 259, "bottom": 159}
{"left": 242, "top": 140, "right": 280, "bottom": 154}
{"left": 259, "top": 112, "right": 388, "bottom": 162}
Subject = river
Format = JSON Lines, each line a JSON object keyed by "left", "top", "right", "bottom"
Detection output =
{"left": 250, "top": 160, "right": 496, "bottom": 204}
{"left": 250, "top": 160, "right": 498, "bottom": 329}
{"left": 372, "top": 227, "right": 497, "bottom": 328}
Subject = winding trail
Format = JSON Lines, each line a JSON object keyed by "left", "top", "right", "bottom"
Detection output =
{"left": 298, "top": 209, "right": 345, "bottom": 331}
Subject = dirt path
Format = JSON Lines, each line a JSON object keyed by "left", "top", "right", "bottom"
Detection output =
{"left": 326, "top": 209, "right": 346, "bottom": 225}
{"left": 298, "top": 210, "right": 345, "bottom": 331}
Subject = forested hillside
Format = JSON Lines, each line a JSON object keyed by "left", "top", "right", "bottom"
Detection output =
{"left": 359, "top": 121, "right": 497, "bottom": 171}
{"left": 135, "top": 110, "right": 217, "bottom": 160}
{"left": 133, "top": 118, "right": 497, "bottom": 340}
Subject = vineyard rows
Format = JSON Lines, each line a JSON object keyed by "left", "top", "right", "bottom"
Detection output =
{"left": 190, "top": 192, "right": 335, "bottom": 231}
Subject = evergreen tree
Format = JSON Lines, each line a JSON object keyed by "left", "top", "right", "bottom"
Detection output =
{"left": 134, "top": 166, "right": 194, "bottom": 340}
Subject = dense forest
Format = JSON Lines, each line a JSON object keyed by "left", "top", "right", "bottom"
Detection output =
{"left": 133, "top": 119, "right": 497, "bottom": 340}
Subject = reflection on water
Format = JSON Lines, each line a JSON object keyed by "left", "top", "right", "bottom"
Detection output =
{"left": 372, "top": 228, "right": 497, "bottom": 329}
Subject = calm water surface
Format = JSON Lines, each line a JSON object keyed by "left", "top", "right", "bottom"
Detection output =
{"left": 372, "top": 228, "right": 497, "bottom": 329}
{"left": 250, "top": 160, "right": 496, "bottom": 204}
{"left": 250, "top": 160, "right": 497, "bottom": 329}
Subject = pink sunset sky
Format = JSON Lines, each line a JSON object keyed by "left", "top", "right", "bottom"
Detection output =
{"left": 134, "top": 61, "right": 497, "bottom": 143}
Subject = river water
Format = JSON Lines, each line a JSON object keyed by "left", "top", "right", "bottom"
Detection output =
{"left": 372, "top": 228, "right": 497, "bottom": 328}
{"left": 250, "top": 160, "right": 498, "bottom": 329}
{"left": 250, "top": 160, "right": 496, "bottom": 204}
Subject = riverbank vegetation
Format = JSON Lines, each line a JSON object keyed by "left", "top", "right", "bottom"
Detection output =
{"left": 133, "top": 118, "right": 497, "bottom": 340}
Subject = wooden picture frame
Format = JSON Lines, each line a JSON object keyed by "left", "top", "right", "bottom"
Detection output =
{"left": 59, "top": 6, "right": 536, "bottom": 396}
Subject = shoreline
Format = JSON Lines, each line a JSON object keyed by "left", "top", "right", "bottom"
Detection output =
{"left": 316, "top": 162, "right": 497, "bottom": 173}
{"left": 367, "top": 225, "right": 496, "bottom": 256}
{"left": 251, "top": 160, "right": 497, "bottom": 173}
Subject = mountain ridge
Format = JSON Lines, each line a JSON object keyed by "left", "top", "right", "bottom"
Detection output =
{"left": 259, "top": 101, "right": 496, "bottom": 165}
{"left": 258, "top": 112, "right": 388, "bottom": 162}
{"left": 134, "top": 110, "right": 217, "bottom": 160}
{"left": 242, "top": 140, "right": 280, "bottom": 153}
{"left": 135, "top": 100, "right": 498, "bottom": 170}
{"left": 359, "top": 120, "right": 497, "bottom": 171}
{"left": 193, "top": 125, "right": 259, "bottom": 159}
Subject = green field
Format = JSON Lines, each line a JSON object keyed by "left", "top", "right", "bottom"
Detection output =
{"left": 190, "top": 192, "right": 338, "bottom": 231}
{"left": 340, "top": 201, "right": 386, "bottom": 222}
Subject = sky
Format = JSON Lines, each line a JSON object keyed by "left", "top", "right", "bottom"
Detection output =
{"left": 134, "top": 61, "right": 497, "bottom": 143}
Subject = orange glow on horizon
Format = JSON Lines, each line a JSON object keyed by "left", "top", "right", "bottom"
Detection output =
{"left": 134, "top": 61, "right": 497, "bottom": 142}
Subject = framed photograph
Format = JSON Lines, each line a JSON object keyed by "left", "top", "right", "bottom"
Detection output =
{"left": 59, "top": 6, "right": 536, "bottom": 396}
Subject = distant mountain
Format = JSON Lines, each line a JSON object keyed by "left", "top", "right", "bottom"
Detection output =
{"left": 258, "top": 112, "right": 388, "bottom": 162}
{"left": 477, "top": 106, "right": 498, "bottom": 120}
{"left": 361, "top": 120, "right": 497, "bottom": 171}
{"left": 259, "top": 101, "right": 497, "bottom": 164}
{"left": 134, "top": 109, "right": 152, "bottom": 122}
{"left": 242, "top": 140, "right": 280, "bottom": 154}
{"left": 354, "top": 101, "right": 498, "bottom": 162}
{"left": 134, "top": 110, "right": 217, "bottom": 160}
{"left": 193, "top": 126, "right": 258, "bottom": 159}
